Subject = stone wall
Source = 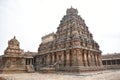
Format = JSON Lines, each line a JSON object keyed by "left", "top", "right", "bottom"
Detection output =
{"left": 102, "top": 53, "right": 120, "bottom": 69}
{"left": 42, "top": 33, "right": 55, "bottom": 44}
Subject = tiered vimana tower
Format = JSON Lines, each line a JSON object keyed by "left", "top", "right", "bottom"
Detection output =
{"left": 36, "top": 7, "right": 104, "bottom": 72}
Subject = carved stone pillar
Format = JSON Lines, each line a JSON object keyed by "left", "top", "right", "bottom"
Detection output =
{"left": 63, "top": 50, "right": 66, "bottom": 67}
{"left": 94, "top": 53, "right": 96, "bottom": 66}
{"left": 56, "top": 51, "right": 60, "bottom": 63}
{"left": 94, "top": 53, "right": 97, "bottom": 66}
{"left": 66, "top": 50, "right": 70, "bottom": 66}
{"left": 69, "top": 49, "right": 72, "bottom": 66}
{"left": 30, "top": 59, "right": 32, "bottom": 65}
{"left": 98, "top": 53, "right": 102, "bottom": 66}
{"left": 71, "top": 49, "right": 77, "bottom": 66}
{"left": 84, "top": 50, "right": 88, "bottom": 66}
{"left": 52, "top": 53, "right": 54, "bottom": 64}
{"left": 77, "top": 49, "right": 83, "bottom": 66}
{"left": 82, "top": 50, "right": 85, "bottom": 66}
{"left": 86, "top": 51, "right": 89, "bottom": 66}
{"left": 61, "top": 51, "right": 64, "bottom": 67}
{"left": 88, "top": 51, "right": 91, "bottom": 66}
{"left": 95, "top": 53, "right": 98, "bottom": 66}
{"left": 46, "top": 53, "right": 50, "bottom": 65}
{"left": 56, "top": 51, "right": 62, "bottom": 67}
{"left": 91, "top": 51, "right": 95, "bottom": 66}
{"left": 44, "top": 55, "right": 47, "bottom": 66}
{"left": 97, "top": 54, "right": 100, "bottom": 66}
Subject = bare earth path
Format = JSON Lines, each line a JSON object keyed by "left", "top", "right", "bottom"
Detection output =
{"left": 0, "top": 70, "right": 120, "bottom": 80}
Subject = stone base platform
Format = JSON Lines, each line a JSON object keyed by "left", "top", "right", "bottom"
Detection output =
{"left": 104, "top": 65, "right": 120, "bottom": 70}
{"left": 0, "top": 69, "right": 26, "bottom": 74}
{"left": 56, "top": 66, "right": 105, "bottom": 72}
{"left": 38, "top": 66, "right": 105, "bottom": 73}
{"left": 0, "top": 65, "right": 35, "bottom": 73}
{"left": 39, "top": 67, "right": 55, "bottom": 73}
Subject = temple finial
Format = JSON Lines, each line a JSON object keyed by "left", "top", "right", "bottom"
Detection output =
{"left": 14, "top": 36, "right": 16, "bottom": 39}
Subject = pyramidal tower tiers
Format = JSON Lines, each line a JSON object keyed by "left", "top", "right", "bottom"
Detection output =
{"left": 35, "top": 7, "right": 104, "bottom": 72}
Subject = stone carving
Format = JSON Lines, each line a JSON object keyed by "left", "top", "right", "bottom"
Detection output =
{"left": 0, "top": 37, "right": 35, "bottom": 73}
{"left": 36, "top": 7, "right": 104, "bottom": 72}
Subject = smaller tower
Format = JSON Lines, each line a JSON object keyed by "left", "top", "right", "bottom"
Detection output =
{"left": 0, "top": 36, "right": 35, "bottom": 73}
{"left": 4, "top": 36, "right": 23, "bottom": 54}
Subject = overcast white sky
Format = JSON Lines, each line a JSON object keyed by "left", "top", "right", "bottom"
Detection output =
{"left": 0, "top": 0, "right": 120, "bottom": 55}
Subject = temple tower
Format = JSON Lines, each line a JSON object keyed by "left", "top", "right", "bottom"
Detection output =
{"left": 0, "top": 37, "right": 34, "bottom": 73}
{"left": 36, "top": 7, "right": 104, "bottom": 72}
{"left": 4, "top": 36, "right": 23, "bottom": 54}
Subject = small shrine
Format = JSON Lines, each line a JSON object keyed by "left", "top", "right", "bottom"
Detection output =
{"left": 0, "top": 36, "right": 34, "bottom": 73}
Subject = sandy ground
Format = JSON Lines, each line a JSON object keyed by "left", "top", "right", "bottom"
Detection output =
{"left": 0, "top": 70, "right": 120, "bottom": 80}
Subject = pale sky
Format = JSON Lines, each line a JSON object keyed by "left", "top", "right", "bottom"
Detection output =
{"left": 0, "top": 0, "right": 120, "bottom": 55}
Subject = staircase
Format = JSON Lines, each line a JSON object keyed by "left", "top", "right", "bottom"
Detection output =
{"left": 26, "top": 65, "right": 35, "bottom": 73}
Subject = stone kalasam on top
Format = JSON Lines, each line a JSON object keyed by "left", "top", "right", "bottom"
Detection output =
{"left": 36, "top": 7, "right": 104, "bottom": 72}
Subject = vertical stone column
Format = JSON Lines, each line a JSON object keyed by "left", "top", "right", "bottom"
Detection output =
{"left": 69, "top": 49, "right": 72, "bottom": 66}
{"left": 90, "top": 52, "right": 93, "bottom": 66}
{"left": 91, "top": 51, "right": 95, "bottom": 66}
{"left": 66, "top": 50, "right": 70, "bottom": 67}
{"left": 46, "top": 53, "right": 50, "bottom": 65}
{"left": 84, "top": 50, "right": 88, "bottom": 66}
{"left": 98, "top": 53, "right": 102, "bottom": 66}
{"left": 82, "top": 50, "right": 85, "bottom": 66}
{"left": 110, "top": 60, "right": 112, "bottom": 65}
{"left": 61, "top": 51, "right": 64, "bottom": 67}
{"left": 77, "top": 49, "right": 83, "bottom": 66}
{"left": 97, "top": 54, "right": 100, "bottom": 66}
{"left": 26, "top": 59, "right": 28, "bottom": 65}
{"left": 52, "top": 53, "right": 54, "bottom": 64}
{"left": 56, "top": 51, "right": 62, "bottom": 67}
{"left": 94, "top": 53, "right": 97, "bottom": 66}
{"left": 95, "top": 53, "right": 98, "bottom": 66}
{"left": 44, "top": 55, "right": 47, "bottom": 66}
{"left": 30, "top": 59, "right": 32, "bottom": 65}
{"left": 71, "top": 49, "right": 77, "bottom": 66}
{"left": 56, "top": 51, "right": 60, "bottom": 64}
{"left": 86, "top": 51, "right": 89, "bottom": 66}
{"left": 88, "top": 51, "right": 92, "bottom": 66}
{"left": 63, "top": 50, "right": 66, "bottom": 67}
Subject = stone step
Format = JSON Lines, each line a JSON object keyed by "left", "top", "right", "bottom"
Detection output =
{"left": 26, "top": 65, "right": 35, "bottom": 73}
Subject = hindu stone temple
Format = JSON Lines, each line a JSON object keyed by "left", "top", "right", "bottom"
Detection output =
{"left": 0, "top": 7, "right": 104, "bottom": 73}
{"left": 35, "top": 7, "right": 104, "bottom": 72}
{"left": 0, "top": 36, "right": 35, "bottom": 73}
